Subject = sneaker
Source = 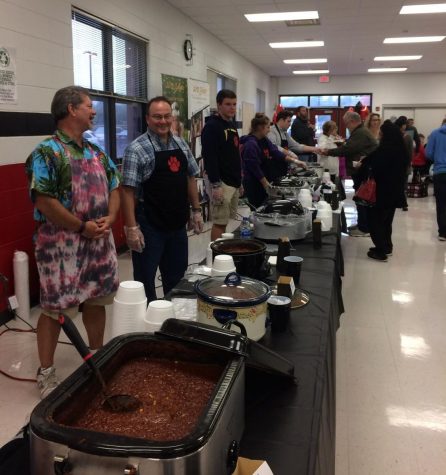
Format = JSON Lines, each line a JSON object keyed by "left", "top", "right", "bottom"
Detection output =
{"left": 367, "top": 250, "right": 388, "bottom": 262}
{"left": 347, "top": 224, "right": 358, "bottom": 231}
{"left": 439, "top": 235, "right": 446, "bottom": 241}
{"left": 349, "top": 229, "right": 370, "bottom": 237}
{"left": 369, "top": 247, "right": 393, "bottom": 256}
{"left": 37, "top": 366, "right": 59, "bottom": 399}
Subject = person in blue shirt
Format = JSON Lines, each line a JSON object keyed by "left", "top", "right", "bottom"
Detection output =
{"left": 425, "top": 119, "right": 446, "bottom": 241}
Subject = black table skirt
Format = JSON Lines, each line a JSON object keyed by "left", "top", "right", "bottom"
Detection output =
{"left": 237, "top": 213, "right": 344, "bottom": 474}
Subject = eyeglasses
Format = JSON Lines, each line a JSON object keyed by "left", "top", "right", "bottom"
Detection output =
{"left": 150, "top": 114, "right": 173, "bottom": 121}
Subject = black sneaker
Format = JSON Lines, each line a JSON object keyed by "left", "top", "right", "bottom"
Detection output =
{"left": 367, "top": 250, "right": 388, "bottom": 262}
{"left": 369, "top": 247, "right": 393, "bottom": 256}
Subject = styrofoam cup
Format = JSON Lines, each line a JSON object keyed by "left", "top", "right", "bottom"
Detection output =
{"left": 145, "top": 300, "right": 175, "bottom": 324}
{"left": 212, "top": 254, "right": 235, "bottom": 271}
{"left": 115, "top": 281, "right": 146, "bottom": 304}
{"left": 211, "top": 267, "right": 237, "bottom": 277}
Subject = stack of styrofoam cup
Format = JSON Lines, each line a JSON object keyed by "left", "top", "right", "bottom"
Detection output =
{"left": 111, "top": 281, "right": 147, "bottom": 338}
{"left": 211, "top": 254, "right": 236, "bottom": 277}
{"left": 298, "top": 189, "right": 313, "bottom": 208}
{"left": 144, "top": 300, "right": 175, "bottom": 333}
{"left": 316, "top": 201, "right": 333, "bottom": 231}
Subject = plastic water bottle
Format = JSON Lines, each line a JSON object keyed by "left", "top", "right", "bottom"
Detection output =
{"left": 240, "top": 217, "right": 252, "bottom": 238}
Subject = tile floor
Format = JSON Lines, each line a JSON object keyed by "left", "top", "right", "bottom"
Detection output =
{"left": 1, "top": 191, "right": 446, "bottom": 475}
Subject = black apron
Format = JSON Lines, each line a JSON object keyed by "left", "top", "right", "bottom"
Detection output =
{"left": 143, "top": 135, "right": 190, "bottom": 231}
{"left": 276, "top": 124, "right": 288, "bottom": 149}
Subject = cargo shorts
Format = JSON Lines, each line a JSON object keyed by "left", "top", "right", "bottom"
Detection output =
{"left": 211, "top": 182, "right": 240, "bottom": 226}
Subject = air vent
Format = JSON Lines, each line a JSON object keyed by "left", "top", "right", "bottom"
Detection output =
{"left": 285, "top": 19, "right": 320, "bottom": 27}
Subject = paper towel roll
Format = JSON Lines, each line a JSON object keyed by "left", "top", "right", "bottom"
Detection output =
{"left": 13, "top": 251, "right": 30, "bottom": 321}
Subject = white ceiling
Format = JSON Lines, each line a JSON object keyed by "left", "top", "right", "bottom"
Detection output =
{"left": 167, "top": 0, "right": 446, "bottom": 76}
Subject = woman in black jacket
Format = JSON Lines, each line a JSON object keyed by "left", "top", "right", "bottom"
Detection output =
{"left": 357, "top": 120, "right": 408, "bottom": 261}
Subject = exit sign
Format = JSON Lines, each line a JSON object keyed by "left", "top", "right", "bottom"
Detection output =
{"left": 319, "top": 75, "right": 330, "bottom": 83}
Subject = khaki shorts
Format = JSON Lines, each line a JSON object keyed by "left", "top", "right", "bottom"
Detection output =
{"left": 42, "top": 293, "right": 116, "bottom": 320}
{"left": 211, "top": 182, "right": 240, "bottom": 225}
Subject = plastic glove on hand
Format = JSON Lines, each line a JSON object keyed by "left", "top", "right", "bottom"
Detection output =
{"left": 191, "top": 211, "right": 204, "bottom": 235}
{"left": 124, "top": 225, "right": 145, "bottom": 253}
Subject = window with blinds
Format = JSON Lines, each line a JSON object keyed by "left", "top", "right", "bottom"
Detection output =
{"left": 72, "top": 9, "right": 148, "bottom": 160}
{"left": 72, "top": 10, "right": 147, "bottom": 100}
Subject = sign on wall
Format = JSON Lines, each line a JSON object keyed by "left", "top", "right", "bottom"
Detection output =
{"left": 161, "top": 74, "right": 188, "bottom": 140}
{"left": 0, "top": 47, "right": 17, "bottom": 104}
{"left": 188, "top": 78, "right": 210, "bottom": 117}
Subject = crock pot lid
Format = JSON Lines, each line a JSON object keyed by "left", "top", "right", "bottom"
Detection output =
{"left": 195, "top": 272, "right": 270, "bottom": 305}
{"left": 158, "top": 319, "right": 295, "bottom": 381}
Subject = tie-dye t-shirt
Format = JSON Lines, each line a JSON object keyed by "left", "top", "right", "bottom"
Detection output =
{"left": 26, "top": 130, "right": 121, "bottom": 222}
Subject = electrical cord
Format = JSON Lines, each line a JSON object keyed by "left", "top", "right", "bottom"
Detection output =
{"left": 0, "top": 309, "right": 73, "bottom": 383}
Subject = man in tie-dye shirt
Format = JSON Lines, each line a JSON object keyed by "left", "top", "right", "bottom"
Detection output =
{"left": 26, "top": 86, "right": 121, "bottom": 399}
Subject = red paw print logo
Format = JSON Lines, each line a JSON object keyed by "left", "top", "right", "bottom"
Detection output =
{"left": 168, "top": 156, "right": 180, "bottom": 172}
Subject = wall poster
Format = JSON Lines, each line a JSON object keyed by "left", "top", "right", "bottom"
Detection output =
{"left": 161, "top": 74, "right": 188, "bottom": 140}
{"left": 0, "top": 47, "right": 17, "bottom": 104}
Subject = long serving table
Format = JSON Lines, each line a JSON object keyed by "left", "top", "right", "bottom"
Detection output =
{"left": 239, "top": 216, "right": 344, "bottom": 475}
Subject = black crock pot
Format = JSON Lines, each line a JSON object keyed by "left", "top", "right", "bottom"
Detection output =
{"left": 210, "top": 238, "right": 267, "bottom": 279}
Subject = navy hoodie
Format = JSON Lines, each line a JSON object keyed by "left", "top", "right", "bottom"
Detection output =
{"left": 201, "top": 115, "right": 241, "bottom": 187}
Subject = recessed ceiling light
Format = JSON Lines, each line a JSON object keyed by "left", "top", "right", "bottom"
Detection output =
{"left": 270, "top": 41, "right": 324, "bottom": 48}
{"left": 293, "top": 69, "right": 329, "bottom": 75}
{"left": 245, "top": 11, "right": 319, "bottom": 22}
{"left": 384, "top": 36, "right": 445, "bottom": 43}
{"left": 368, "top": 68, "right": 408, "bottom": 72}
{"left": 284, "top": 58, "right": 327, "bottom": 64}
{"left": 374, "top": 55, "right": 422, "bottom": 61}
{"left": 400, "top": 4, "right": 446, "bottom": 14}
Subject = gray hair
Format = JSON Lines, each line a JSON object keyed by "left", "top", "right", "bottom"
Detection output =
{"left": 51, "top": 86, "right": 90, "bottom": 122}
{"left": 343, "top": 111, "right": 361, "bottom": 124}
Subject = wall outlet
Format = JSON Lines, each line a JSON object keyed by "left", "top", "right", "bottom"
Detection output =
{"left": 8, "top": 295, "right": 19, "bottom": 310}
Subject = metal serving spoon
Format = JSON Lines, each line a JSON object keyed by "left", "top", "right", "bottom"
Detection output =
{"left": 58, "top": 314, "right": 141, "bottom": 413}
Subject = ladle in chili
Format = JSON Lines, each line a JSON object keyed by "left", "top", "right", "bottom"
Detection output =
{"left": 58, "top": 314, "right": 141, "bottom": 413}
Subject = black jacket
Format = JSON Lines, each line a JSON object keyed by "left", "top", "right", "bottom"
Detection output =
{"left": 357, "top": 145, "right": 406, "bottom": 209}
{"left": 290, "top": 116, "right": 315, "bottom": 147}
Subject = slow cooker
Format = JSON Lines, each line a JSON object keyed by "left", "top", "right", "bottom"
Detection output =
{"left": 29, "top": 320, "right": 294, "bottom": 475}
{"left": 210, "top": 238, "right": 268, "bottom": 280}
{"left": 195, "top": 272, "right": 271, "bottom": 341}
{"left": 253, "top": 199, "right": 312, "bottom": 241}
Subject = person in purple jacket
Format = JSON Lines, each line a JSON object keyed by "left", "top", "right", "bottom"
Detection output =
{"left": 241, "top": 113, "right": 306, "bottom": 207}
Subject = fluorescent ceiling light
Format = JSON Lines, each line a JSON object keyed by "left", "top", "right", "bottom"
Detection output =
{"left": 384, "top": 36, "right": 445, "bottom": 43}
{"left": 368, "top": 67, "right": 408, "bottom": 72}
{"left": 284, "top": 58, "right": 327, "bottom": 64}
{"left": 400, "top": 3, "right": 446, "bottom": 14}
{"left": 374, "top": 55, "right": 422, "bottom": 61}
{"left": 293, "top": 69, "right": 329, "bottom": 75}
{"left": 245, "top": 11, "right": 319, "bottom": 22}
{"left": 270, "top": 41, "right": 324, "bottom": 48}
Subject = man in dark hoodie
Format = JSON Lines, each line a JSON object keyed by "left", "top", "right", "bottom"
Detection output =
{"left": 201, "top": 89, "right": 242, "bottom": 240}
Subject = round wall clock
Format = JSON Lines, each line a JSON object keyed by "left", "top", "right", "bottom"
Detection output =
{"left": 183, "top": 39, "right": 193, "bottom": 60}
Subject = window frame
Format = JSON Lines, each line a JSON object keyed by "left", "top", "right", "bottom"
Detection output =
{"left": 72, "top": 8, "right": 148, "bottom": 162}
